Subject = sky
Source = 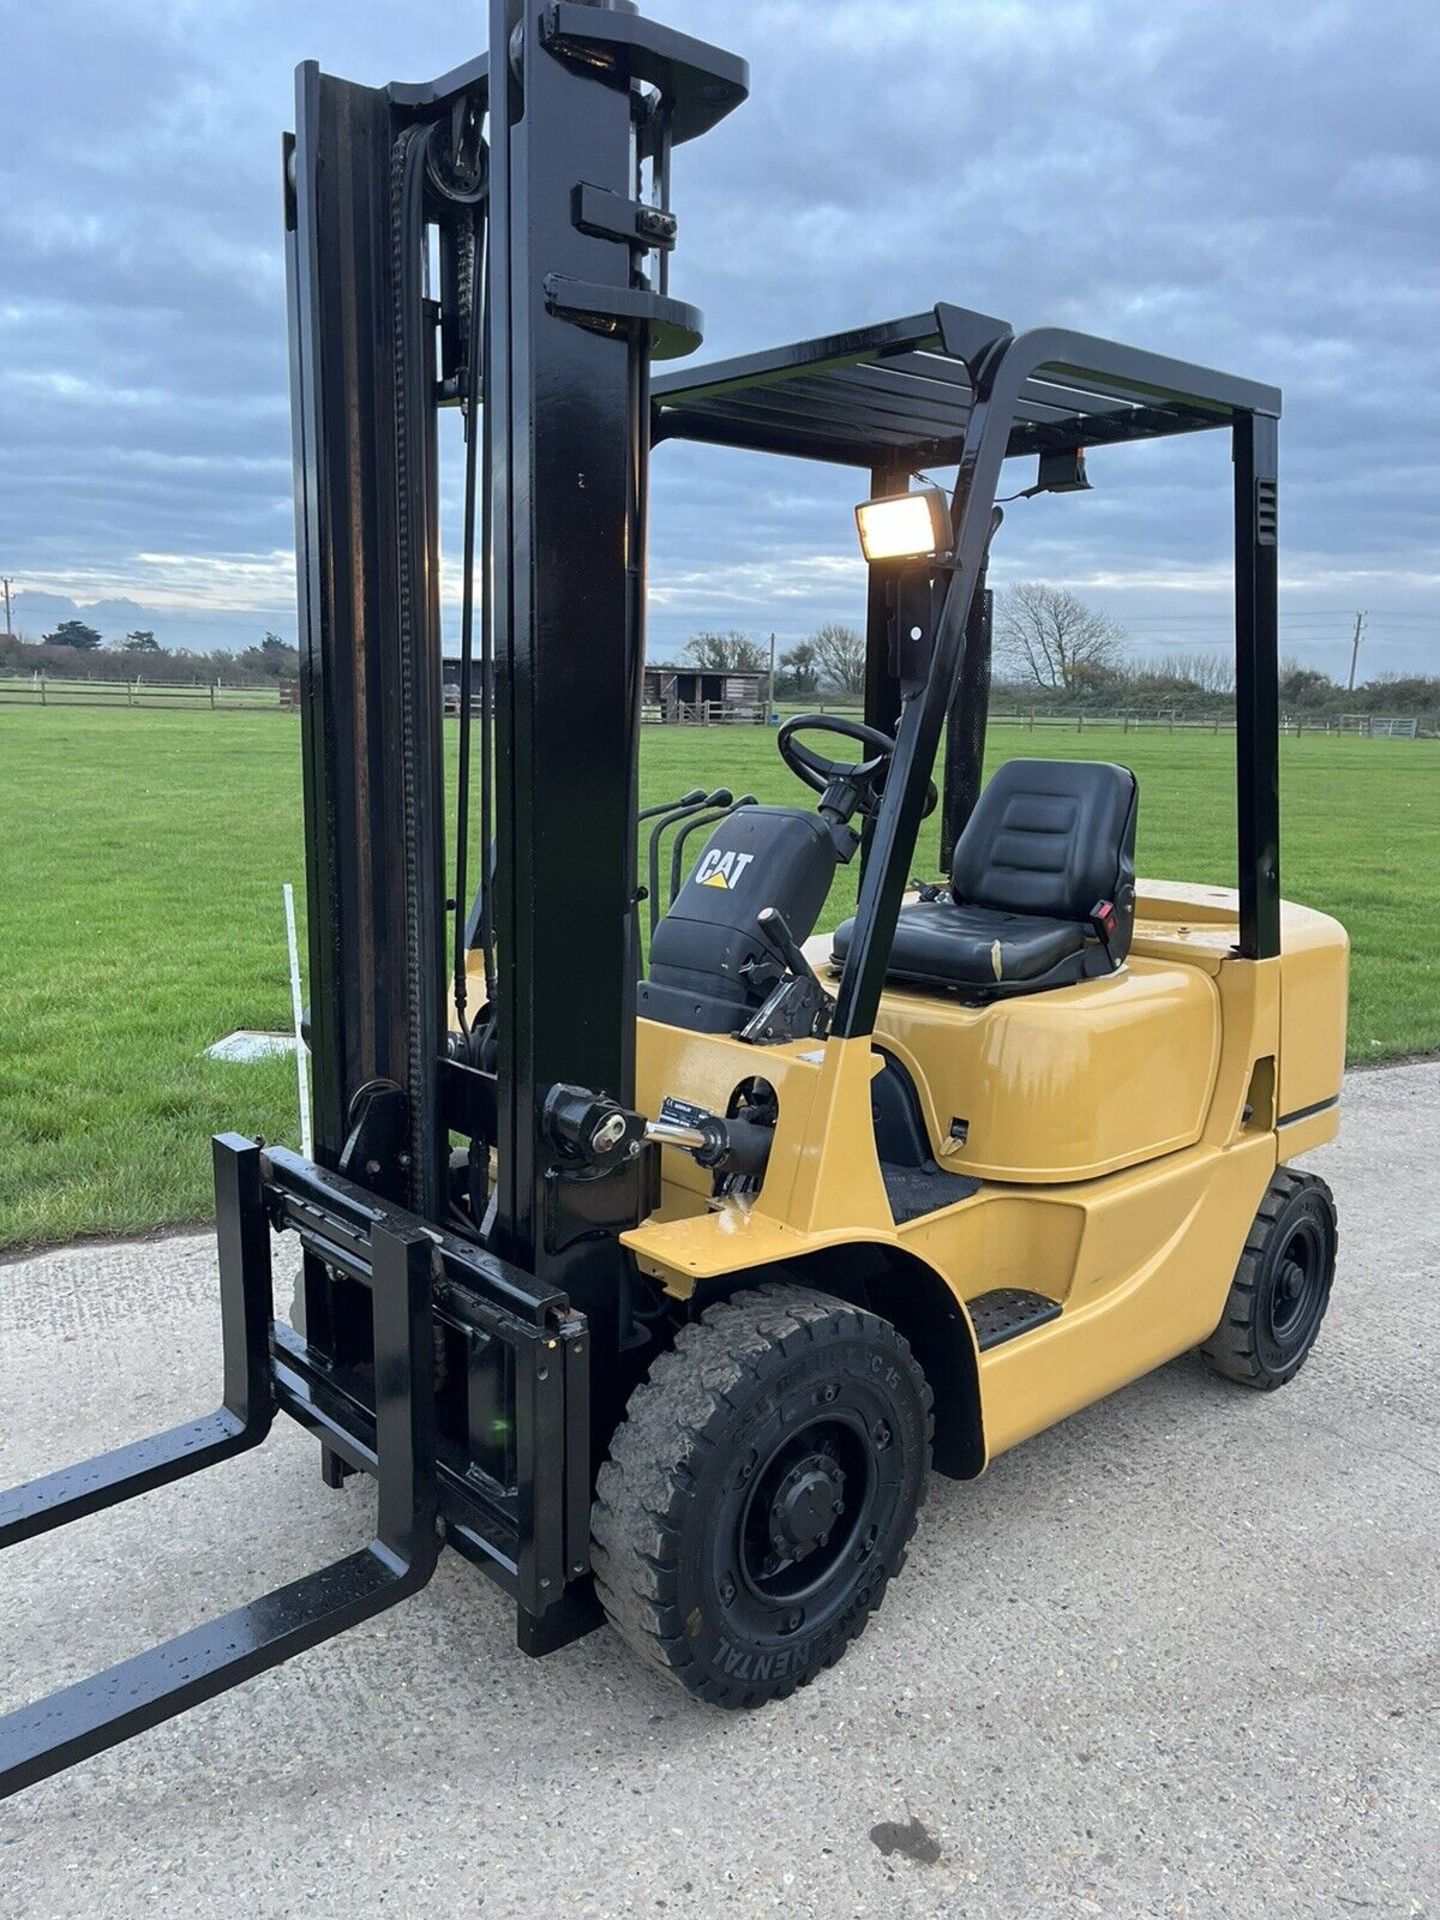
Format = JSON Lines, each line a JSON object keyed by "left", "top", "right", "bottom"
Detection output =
{"left": 3, "top": 0, "right": 1438, "bottom": 682}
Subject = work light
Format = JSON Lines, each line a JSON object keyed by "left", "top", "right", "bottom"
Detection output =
{"left": 854, "top": 484, "right": 952, "bottom": 563}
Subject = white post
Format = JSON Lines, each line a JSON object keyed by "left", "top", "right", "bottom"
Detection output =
{"left": 282, "top": 882, "right": 313, "bottom": 1159}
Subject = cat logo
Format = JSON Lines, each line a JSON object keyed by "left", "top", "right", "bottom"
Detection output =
{"left": 693, "top": 847, "right": 755, "bottom": 891}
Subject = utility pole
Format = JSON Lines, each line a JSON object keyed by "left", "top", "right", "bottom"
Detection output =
{"left": 766, "top": 629, "right": 776, "bottom": 723}
{"left": 1, "top": 577, "right": 13, "bottom": 637}
{"left": 1347, "top": 610, "right": 1366, "bottom": 692}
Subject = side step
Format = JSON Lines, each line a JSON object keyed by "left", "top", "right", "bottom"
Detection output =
{"left": 968, "top": 1287, "right": 1062, "bottom": 1352}
{"left": 0, "top": 1136, "right": 439, "bottom": 1801}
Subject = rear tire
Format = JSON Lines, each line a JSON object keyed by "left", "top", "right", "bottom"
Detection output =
{"left": 1201, "top": 1168, "right": 1337, "bottom": 1389}
{"left": 592, "top": 1282, "right": 931, "bottom": 1708}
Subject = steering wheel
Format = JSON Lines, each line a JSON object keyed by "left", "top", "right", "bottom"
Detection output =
{"left": 777, "top": 714, "right": 937, "bottom": 818}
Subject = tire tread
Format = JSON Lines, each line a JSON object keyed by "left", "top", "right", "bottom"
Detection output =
{"left": 592, "top": 1281, "right": 932, "bottom": 1708}
{"left": 1200, "top": 1168, "right": 1336, "bottom": 1389}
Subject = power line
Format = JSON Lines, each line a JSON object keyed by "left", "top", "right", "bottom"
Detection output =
{"left": 1097, "top": 606, "right": 1435, "bottom": 621}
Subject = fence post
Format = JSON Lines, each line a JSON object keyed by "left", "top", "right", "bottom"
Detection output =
{"left": 1077, "top": 712, "right": 1083, "bottom": 734}
{"left": 127, "top": 680, "right": 134, "bottom": 707}
{"left": 40, "top": 677, "right": 46, "bottom": 707}
{"left": 210, "top": 682, "right": 217, "bottom": 710}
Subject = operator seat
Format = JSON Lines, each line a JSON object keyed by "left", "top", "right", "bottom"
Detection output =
{"left": 831, "top": 759, "right": 1138, "bottom": 997}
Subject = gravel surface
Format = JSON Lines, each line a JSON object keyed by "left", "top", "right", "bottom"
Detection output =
{"left": 1, "top": 1063, "right": 1437, "bottom": 1919}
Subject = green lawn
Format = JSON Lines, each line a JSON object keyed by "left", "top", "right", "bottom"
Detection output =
{"left": 1, "top": 708, "right": 1435, "bottom": 1251}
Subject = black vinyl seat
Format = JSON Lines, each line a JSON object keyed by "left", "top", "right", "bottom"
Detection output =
{"left": 831, "top": 758, "right": 1139, "bottom": 998}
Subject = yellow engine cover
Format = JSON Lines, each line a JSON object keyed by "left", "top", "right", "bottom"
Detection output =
{"left": 872, "top": 956, "right": 1221, "bottom": 1183}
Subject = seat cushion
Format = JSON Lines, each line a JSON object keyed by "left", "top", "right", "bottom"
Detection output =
{"left": 831, "top": 900, "right": 1088, "bottom": 993}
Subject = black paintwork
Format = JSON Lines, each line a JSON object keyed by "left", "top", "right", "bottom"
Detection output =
{"left": 0, "top": 1139, "right": 441, "bottom": 1798}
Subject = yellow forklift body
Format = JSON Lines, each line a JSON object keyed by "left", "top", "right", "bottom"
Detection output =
{"left": 623, "top": 881, "right": 1347, "bottom": 1467}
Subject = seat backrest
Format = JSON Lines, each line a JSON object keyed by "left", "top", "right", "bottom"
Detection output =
{"left": 952, "top": 758, "right": 1138, "bottom": 935}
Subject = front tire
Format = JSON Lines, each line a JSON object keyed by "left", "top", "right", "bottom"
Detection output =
{"left": 1201, "top": 1168, "right": 1337, "bottom": 1389}
{"left": 592, "top": 1282, "right": 932, "bottom": 1708}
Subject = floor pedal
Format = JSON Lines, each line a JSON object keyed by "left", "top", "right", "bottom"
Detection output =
{"left": 968, "top": 1288, "right": 1062, "bottom": 1351}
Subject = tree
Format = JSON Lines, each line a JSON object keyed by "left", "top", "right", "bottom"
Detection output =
{"left": 42, "top": 618, "right": 102, "bottom": 651}
{"left": 1167, "top": 650, "right": 1234, "bottom": 695}
{"left": 1355, "top": 672, "right": 1440, "bottom": 715}
{"left": 240, "top": 630, "right": 299, "bottom": 678}
{"left": 777, "top": 640, "right": 819, "bottom": 699}
{"left": 683, "top": 630, "right": 768, "bottom": 673}
{"left": 996, "top": 583, "right": 1123, "bottom": 694}
{"left": 1278, "top": 662, "right": 1333, "bottom": 708}
{"left": 810, "top": 621, "right": 865, "bottom": 697}
{"left": 123, "top": 629, "right": 160, "bottom": 653}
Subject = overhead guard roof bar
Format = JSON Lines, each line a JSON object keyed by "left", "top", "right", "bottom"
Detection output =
{"left": 654, "top": 302, "right": 1280, "bottom": 470}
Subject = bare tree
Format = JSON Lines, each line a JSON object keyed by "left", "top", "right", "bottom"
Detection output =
{"left": 1144, "top": 649, "right": 1234, "bottom": 694}
{"left": 810, "top": 621, "right": 865, "bottom": 696}
{"left": 684, "top": 631, "right": 768, "bottom": 673}
{"left": 996, "top": 583, "right": 1123, "bottom": 693}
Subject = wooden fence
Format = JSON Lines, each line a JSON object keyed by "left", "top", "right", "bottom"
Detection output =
{"left": 4, "top": 678, "right": 1432, "bottom": 737}
{"left": 776, "top": 703, "right": 1436, "bottom": 737}
{"left": 0, "top": 676, "right": 288, "bottom": 712}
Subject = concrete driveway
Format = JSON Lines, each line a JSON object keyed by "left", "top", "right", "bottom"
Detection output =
{"left": 1, "top": 1063, "right": 1436, "bottom": 1919}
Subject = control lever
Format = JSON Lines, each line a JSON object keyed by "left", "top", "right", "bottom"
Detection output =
{"left": 756, "top": 907, "right": 821, "bottom": 987}
{"left": 646, "top": 788, "right": 732, "bottom": 936}
{"left": 739, "top": 907, "right": 834, "bottom": 1046}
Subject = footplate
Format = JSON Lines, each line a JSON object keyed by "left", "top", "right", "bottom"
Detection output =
{"left": 968, "top": 1287, "right": 1063, "bottom": 1351}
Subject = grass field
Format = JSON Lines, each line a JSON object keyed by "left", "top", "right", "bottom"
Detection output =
{"left": 1, "top": 707, "right": 1435, "bottom": 1251}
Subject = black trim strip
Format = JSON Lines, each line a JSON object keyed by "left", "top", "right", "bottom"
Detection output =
{"left": 1277, "top": 1094, "right": 1339, "bottom": 1128}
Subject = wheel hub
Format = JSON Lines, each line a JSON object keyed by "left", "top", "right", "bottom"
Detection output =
{"left": 1264, "top": 1214, "right": 1330, "bottom": 1355}
{"left": 769, "top": 1451, "right": 845, "bottom": 1561}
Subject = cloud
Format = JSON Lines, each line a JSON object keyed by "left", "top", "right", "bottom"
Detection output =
{"left": 3, "top": 0, "right": 1437, "bottom": 675}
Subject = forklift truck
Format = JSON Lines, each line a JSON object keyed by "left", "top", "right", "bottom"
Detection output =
{"left": 0, "top": 0, "right": 1346, "bottom": 1791}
